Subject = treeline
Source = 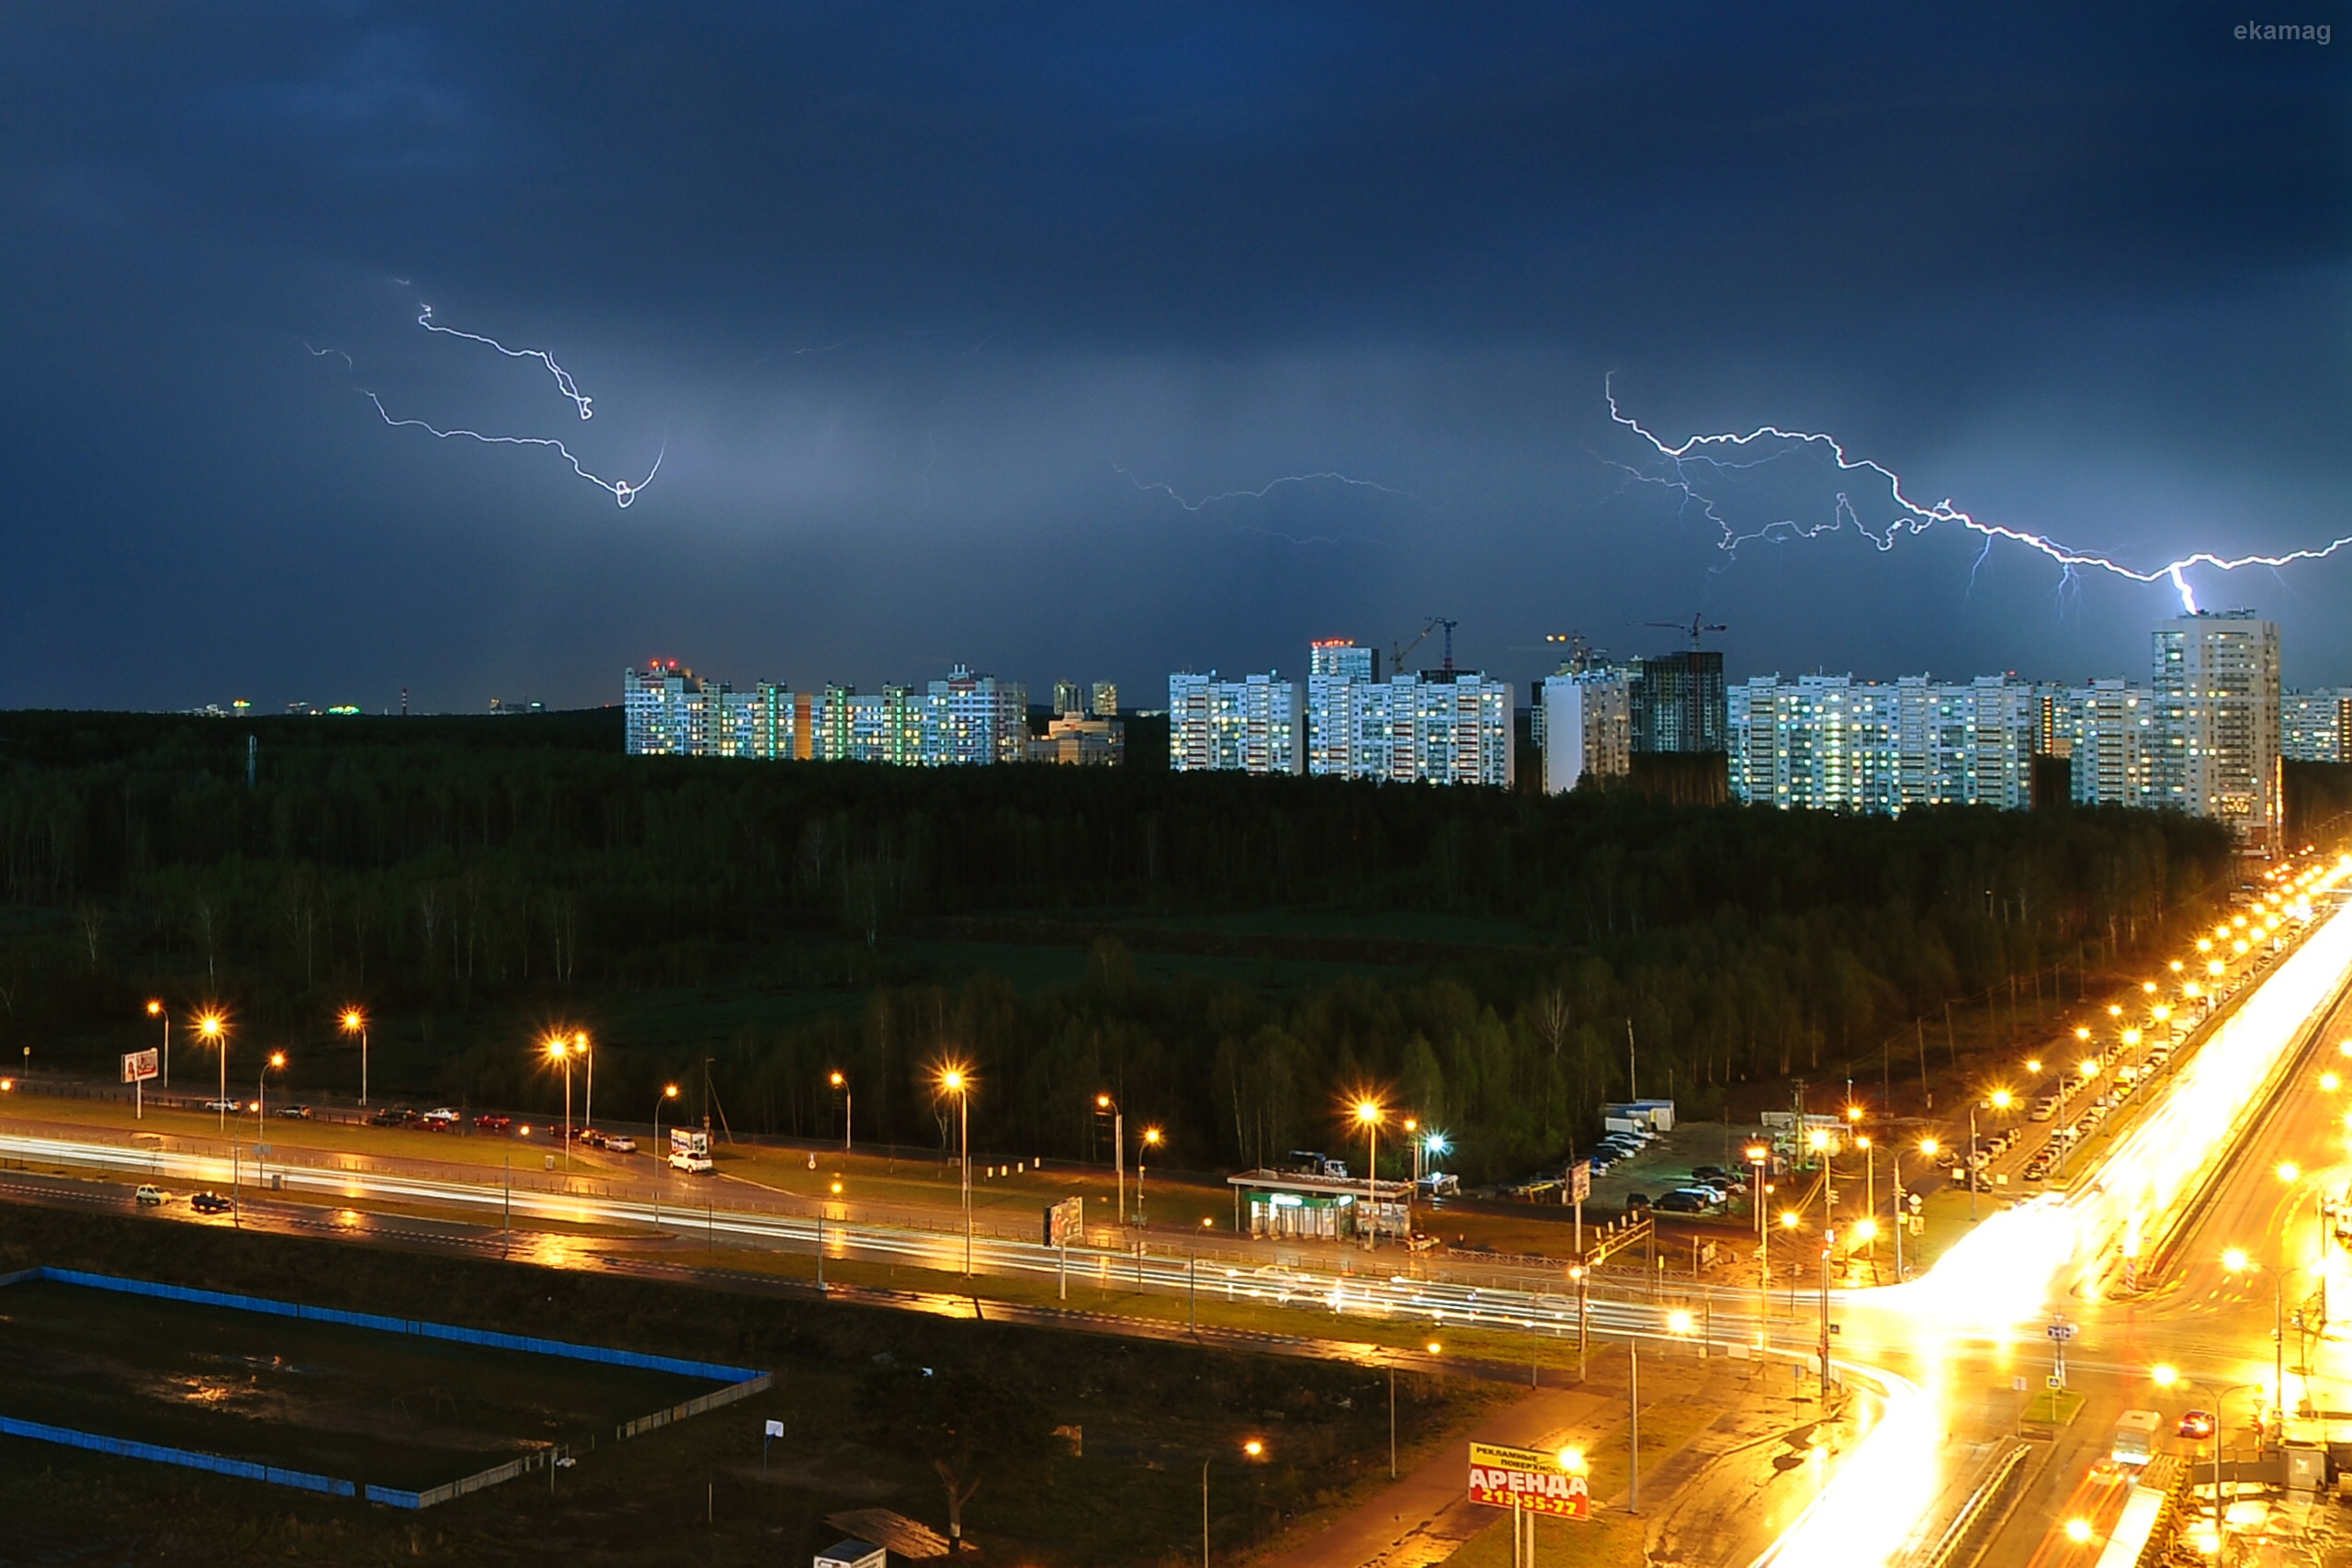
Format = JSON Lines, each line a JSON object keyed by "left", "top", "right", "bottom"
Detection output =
{"left": 0, "top": 709, "right": 2236, "bottom": 1178}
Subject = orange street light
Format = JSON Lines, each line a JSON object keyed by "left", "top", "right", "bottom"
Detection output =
{"left": 340, "top": 1007, "right": 370, "bottom": 1106}
{"left": 196, "top": 1010, "right": 230, "bottom": 1132}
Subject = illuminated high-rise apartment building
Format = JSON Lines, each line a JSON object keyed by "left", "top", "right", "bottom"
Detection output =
{"left": 2151, "top": 612, "right": 2280, "bottom": 840}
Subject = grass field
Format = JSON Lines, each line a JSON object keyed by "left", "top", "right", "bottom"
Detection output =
{"left": 0, "top": 1202, "right": 1510, "bottom": 1567}
{"left": 0, "top": 1277, "right": 720, "bottom": 1491}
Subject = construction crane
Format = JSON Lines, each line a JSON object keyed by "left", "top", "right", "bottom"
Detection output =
{"left": 1645, "top": 614, "right": 1726, "bottom": 652}
{"left": 1392, "top": 616, "right": 1459, "bottom": 675}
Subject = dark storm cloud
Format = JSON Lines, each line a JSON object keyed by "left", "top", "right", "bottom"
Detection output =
{"left": 1, "top": 3, "right": 2346, "bottom": 710}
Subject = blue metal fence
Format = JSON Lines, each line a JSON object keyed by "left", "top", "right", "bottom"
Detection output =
{"left": 36, "top": 1268, "right": 759, "bottom": 1382}
{"left": 0, "top": 1269, "right": 769, "bottom": 1508}
{"left": 0, "top": 1413, "right": 355, "bottom": 1496}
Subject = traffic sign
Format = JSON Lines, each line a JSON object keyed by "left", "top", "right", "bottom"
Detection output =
{"left": 2046, "top": 1322, "right": 2075, "bottom": 1342}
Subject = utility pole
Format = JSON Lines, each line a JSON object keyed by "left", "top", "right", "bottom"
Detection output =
{"left": 1626, "top": 1018, "right": 1637, "bottom": 1101}
{"left": 1818, "top": 1228, "right": 1835, "bottom": 1399}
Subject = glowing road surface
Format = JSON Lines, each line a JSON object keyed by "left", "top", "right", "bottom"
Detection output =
{"left": 1753, "top": 856, "right": 2352, "bottom": 1567}
{"left": 1, "top": 855, "right": 2344, "bottom": 1566}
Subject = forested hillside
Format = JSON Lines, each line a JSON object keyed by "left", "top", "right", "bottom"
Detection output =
{"left": 0, "top": 709, "right": 2235, "bottom": 1179}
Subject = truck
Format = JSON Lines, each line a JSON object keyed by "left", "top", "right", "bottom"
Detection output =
{"left": 2110, "top": 1408, "right": 2161, "bottom": 1465}
{"left": 668, "top": 1127, "right": 714, "bottom": 1174}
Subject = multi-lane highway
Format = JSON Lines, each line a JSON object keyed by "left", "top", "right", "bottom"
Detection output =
{"left": 4, "top": 851, "right": 2346, "bottom": 1566}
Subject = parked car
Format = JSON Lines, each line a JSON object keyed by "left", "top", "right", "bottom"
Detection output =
{"left": 134, "top": 1184, "right": 166, "bottom": 1205}
{"left": 202, "top": 1097, "right": 242, "bottom": 1113}
{"left": 418, "top": 1108, "right": 461, "bottom": 1129}
{"left": 1653, "top": 1190, "right": 1713, "bottom": 1214}
{"left": 276, "top": 1104, "right": 312, "bottom": 1119}
{"left": 474, "top": 1112, "right": 513, "bottom": 1132}
{"left": 1623, "top": 1192, "right": 1651, "bottom": 1212}
{"left": 369, "top": 1107, "right": 413, "bottom": 1126}
{"left": 189, "top": 1191, "right": 235, "bottom": 1214}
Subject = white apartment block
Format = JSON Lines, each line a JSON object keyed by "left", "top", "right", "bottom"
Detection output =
{"left": 2058, "top": 679, "right": 2159, "bottom": 807}
{"left": 2152, "top": 612, "right": 2281, "bottom": 840}
{"left": 1299, "top": 641, "right": 1512, "bottom": 788}
{"left": 626, "top": 661, "right": 1023, "bottom": 765}
{"left": 2283, "top": 689, "right": 2349, "bottom": 764}
{"left": 1728, "top": 674, "right": 2039, "bottom": 812}
{"left": 816, "top": 684, "right": 922, "bottom": 764}
{"left": 1540, "top": 672, "right": 1631, "bottom": 795}
{"left": 1168, "top": 671, "right": 1304, "bottom": 774}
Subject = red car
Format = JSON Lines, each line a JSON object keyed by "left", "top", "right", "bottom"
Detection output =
{"left": 474, "top": 1113, "right": 513, "bottom": 1132}
{"left": 2178, "top": 1409, "right": 2215, "bottom": 1439}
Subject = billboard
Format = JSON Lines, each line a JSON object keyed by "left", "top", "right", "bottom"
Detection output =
{"left": 1569, "top": 1160, "right": 1591, "bottom": 1204}
{"left": 1044, "top": 1195, "right": 1084, "bottom": 1248}
{"left": 121, "top": 1049, "right": 159, "bottom": 1085}
{"left": 1468, "top": 1441, "right": 1590, "bottom": 1519}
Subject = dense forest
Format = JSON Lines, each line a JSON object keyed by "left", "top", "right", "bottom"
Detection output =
{"left": 0, "top": 709, "right": 2237, "bottom": 1179}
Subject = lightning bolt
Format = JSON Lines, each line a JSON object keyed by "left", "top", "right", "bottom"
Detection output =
{"left": 360, "top": 392, "right": 662, "bottom": 508}
{"left": 315, "top": 303, "right": 661, "bottom": 507}
{"left": 414, "top": 304, "right": 594, "bottom": 420}
{"left": 1605, "top": 378, "right": 2352, "bottom": 615}
{"left": 1112, "top": 461, "right": 1427, "bottom": 513}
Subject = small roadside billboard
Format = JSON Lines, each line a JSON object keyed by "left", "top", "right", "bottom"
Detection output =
{"left": 1468, "top": 1441, "right": 1591, "bottom": 1519}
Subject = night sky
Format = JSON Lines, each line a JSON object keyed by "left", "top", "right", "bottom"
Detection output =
{"left": 4, "top": 5, "right": 2346, "bottom": 713}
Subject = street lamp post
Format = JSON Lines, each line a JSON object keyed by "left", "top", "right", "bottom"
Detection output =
{"left": 576, "top": 1031, "right": 594, "bottom": 1135}
{"left": 197, "top": 1012, "right": 227, "bottom": 1133}
{"left": 340, "top": 1008, "right": 368, "bottom": 1107}
{"left": 1204, "top": 1440, "right": 1264, "bottom": 1567}
{"left": 256, "top": 1050, "right": 285, "bottom": 1126}
{"left": 1354, "top": 1100, "right": 1384, "bottom": 1251}
{"left": 2154, "top": 1366, "right": 2264, "bottom": 1540}
{"left": 1098, "top": 1093, "right": 1124, "bottom": 1226}
{"left": 2222, "top": 1248, "right": 2290, "bottom": 1426}
{"left": 146, "top": 1000, "right": 168, "bottom": 1089}
{"left": 544, "top": 1033, "right": 575, "bottom": 1168}
{"left": 943, "top": 1067, "right": 971, "bottom": 1276}
{"left": 1139, "top": 1127, "right": 1163, "bottom": 1224}
{"left": 831, "top": 1070, "right": 851, "bottom": 1151}
{"left": 651, "top": 1083, "right": 680, "bottom": 1227}
{"left": 1817, "top": 1226, "right": 1835, "bottom": 1400}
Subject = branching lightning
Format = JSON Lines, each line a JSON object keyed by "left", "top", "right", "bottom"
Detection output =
{"left": 316, "top": 303, "right": 661, "bottom": 507}
{"left": 1605, "top": 377, "right": 2352, "bottom": 614}
{"left": 414, "top": 304, "right": 594, "bottom": 420}
{"left": 359, "top": 392, "right": 663, "bottom": 508}
{"left": 1111, "top": 461, "right": 1426, "bottom": 513}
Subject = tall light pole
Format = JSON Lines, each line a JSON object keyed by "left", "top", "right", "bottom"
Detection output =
{"left": 1205, "top": 1439, "right": 1265, "bottom": 1568}
{"left": 1139, "top": 1127, "right": 1163, "bottom": 1224}
{"left": 146, "top": 1000, "right": 168, "bottom": 1089}
{"left": 2223, "top": 1247, "right": 2291, "bottom": 1426}
{"left": 1805, "top": 1126, "right": 1831, "bottom": 1232}
{"left": 576, "top": 1031, "right": 594, "bottom": 1134}
{"left": 1354, "top": 1100, "right": 1384, "bottom": 1251}
{"left": 943, "top": 1066, "right": 972, "bottom": 1276}
{"left": 651, "top": 1083, "right": 679, "bottom": 1227}
{"left": 1817, "top": 1225, "right": 1836, "bottom": 1400}
{"left": 2154, "top": 1365, "right": 2263, "bottom": 1540}
{"left": 544, "top": 1033, "right": 575, "bottom": 1168}
{"left": 1098, "top": 1092, "right": 1125, "bottom": 1225}
{"left": 831, "top": 1070, "right": 852, "bottom": 1151}
{"left": 340, "top": 1008, "right": 368, "bottom": 1107}
{"left": 257, "top": 1051, "right": 285, "bottom": 1128}
{"left": 197, "top": 1011, "right": 227, "bottom": 1133}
